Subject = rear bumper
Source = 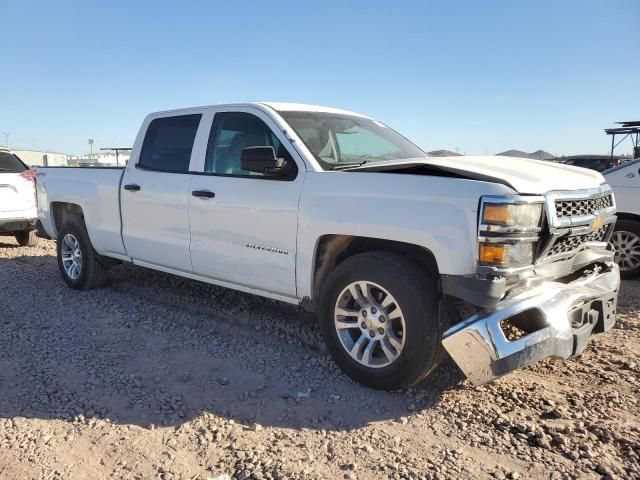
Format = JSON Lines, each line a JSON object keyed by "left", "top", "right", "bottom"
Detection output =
{"left": 442, "top": 262, "right": 620, "bottom": 385}
{"left": 0, "top": 217, "right": 37, "bottom": 233}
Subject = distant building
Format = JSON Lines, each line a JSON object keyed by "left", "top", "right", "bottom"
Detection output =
{"left": 13, "top": 149, "right": 68, "bottom": 167}
{"left": 67, "top": 153, "right": 129, "bottom": 167}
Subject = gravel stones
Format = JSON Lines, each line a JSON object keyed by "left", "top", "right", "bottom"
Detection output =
{"left": 0, "top": 239, "right": 638, "bottom": 479}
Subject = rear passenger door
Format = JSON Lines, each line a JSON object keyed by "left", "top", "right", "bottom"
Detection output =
{"left": 121, "top": 113, "right": 204, "bottom": 272}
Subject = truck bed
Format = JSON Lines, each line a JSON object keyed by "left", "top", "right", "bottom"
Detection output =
{"left": 36, "top": 166, "right": 128, "bottom": 259}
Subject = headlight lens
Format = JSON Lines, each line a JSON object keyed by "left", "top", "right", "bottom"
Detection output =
{"left": 481, "top": 203, "right": 543, "bottom": 228}
{"left": 479, "top": 242, "right": 536, "bottom": 268}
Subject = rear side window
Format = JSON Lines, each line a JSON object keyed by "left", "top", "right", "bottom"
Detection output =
{"left": 138, "top": 114, "right": 201, "bottom": 172}
{"left": 0, "top": 152, "right": 28, "bottom": 173}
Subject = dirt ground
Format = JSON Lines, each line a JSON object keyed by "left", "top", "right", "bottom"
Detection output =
{"left": 0, "top": 239, "right": 638, "bottom": 480}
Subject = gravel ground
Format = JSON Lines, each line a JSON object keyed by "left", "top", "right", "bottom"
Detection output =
{"left": 0, "top": 238, "right": 638, "bottom": 480}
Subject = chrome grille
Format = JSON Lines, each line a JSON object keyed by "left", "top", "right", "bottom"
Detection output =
{"left": 555, "top": 194, "right": 613, "bottom": 218}
{"left": 547, "top": 225, "right": 609, "bottom": 257}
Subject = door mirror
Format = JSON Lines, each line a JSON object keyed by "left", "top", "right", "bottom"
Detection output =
{"left": 240, "top": 146, "right": 287, "bottom": 176}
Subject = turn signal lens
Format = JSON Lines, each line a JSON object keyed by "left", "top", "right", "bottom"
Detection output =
{"left": 479, "top": 242, "right": 536, "bottom": 268}
{"left": 479, "top": 244, "right": 508, "bottom": 266}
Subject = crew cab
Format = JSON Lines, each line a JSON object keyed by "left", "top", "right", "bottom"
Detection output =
{"left": 605, "top": 158, "right": 640, "bottom": 278}
{"left": 0, "top": 147, "right": 40, "bottom": 246}
{"left": 36, "top": 103, "right": 620, "bottom": 389}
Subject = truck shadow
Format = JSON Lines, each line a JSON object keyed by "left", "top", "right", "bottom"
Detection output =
{"left": 0, "top": 251, "right": 465, "bottom": 431}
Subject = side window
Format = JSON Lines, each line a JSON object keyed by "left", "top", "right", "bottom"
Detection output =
{"left": 138, "top": 114, "right": 201, "bottom": 172}
{"left": 205, "top": 112, "right": 296, "bottom": 178}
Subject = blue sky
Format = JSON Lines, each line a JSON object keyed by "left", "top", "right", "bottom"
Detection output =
{"left": 1, "top": 0, "right": 638, "bottom": 156}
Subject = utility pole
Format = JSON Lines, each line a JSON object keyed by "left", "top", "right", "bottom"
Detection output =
{"left": 1, "top": 132, "right": 9, "bottom": 148}
{"left": 88, "top": 138, "right": 94, "bottom": 157}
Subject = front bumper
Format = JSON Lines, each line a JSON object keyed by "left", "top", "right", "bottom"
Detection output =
{"left": 442, "top": 262, "right": 620, "bottom": 385}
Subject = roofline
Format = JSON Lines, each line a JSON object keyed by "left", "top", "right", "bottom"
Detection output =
{"left": 146, "top": 102, "right": 369, "bottom": 119}
{"left": 11, "top": 149, "right": 70, "bottom": 156}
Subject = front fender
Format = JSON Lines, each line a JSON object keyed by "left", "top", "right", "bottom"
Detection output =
{"left": 296, "top": 171, "right": 516, "bottom": 300}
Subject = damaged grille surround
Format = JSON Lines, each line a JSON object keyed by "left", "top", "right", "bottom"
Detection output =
{"left": 541, "top": 186, "right": 617, "bottom": 262}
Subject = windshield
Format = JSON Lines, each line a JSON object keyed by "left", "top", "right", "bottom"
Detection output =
{"left": 0, "top": 152, "right": 28, "bottom": 173}
{"left": 279, "top": 111, "right": 428, "bottom": 170}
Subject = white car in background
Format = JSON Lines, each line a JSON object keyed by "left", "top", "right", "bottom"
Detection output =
{"left": 605, "top": 158, "right": 640, "bottom": 278}
{"left": 0, "top": 147, "right": 40, "bottom": 246}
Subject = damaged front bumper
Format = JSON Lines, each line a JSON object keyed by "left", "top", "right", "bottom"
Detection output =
{"left": 442, "top": 262, "right": 620, "bottom": 385}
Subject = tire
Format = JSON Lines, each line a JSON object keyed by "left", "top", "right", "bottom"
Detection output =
{"left": 56, "top": 218, "right": 109, "bottom": 289}
{"left": 14, "top": 229, "right": 40, "bottom": 247}
{"left": 319, "top": 251, "right": 444, "bottom": 390}
{"left": 610, "top": 219, "right": 640, "bottom": 279}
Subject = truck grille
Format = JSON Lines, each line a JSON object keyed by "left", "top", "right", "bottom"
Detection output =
{"left": 547, "top": 225, "right": 610, "bottom": 256}
{"left": 555, "top": 194, "right": 613, "bottom": 218}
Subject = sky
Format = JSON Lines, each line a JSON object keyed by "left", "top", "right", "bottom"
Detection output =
{"left": 1, "top": 0, "right": 638, "bottom": 156}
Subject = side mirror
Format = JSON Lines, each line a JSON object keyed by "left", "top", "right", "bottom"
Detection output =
{"left": 240, "top": 146, "right": 287, "bottom": 176}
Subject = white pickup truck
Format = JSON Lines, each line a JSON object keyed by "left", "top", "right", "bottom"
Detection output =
{"left": 36, "top": 103, "right": 620, "bottom": 389}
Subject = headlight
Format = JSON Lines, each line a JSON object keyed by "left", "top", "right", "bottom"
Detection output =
{"left": 478, "top": 242, "right": 536, "bottom": 268}
{"left": 481, "top": 203, "right": 543, "bottom": 228}
{"left": 478, "top": 196, "right": 544, "bottom": 270}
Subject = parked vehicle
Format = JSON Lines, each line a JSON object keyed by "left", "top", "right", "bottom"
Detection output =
{"left": 556, "top": 155, "right": 620, "bottom": 172}
{"left": 0, "top": 147, "right": 39, "bottom": 246}
{"left": 605, "top": 159, "right": 640, "bottom": 278}
{"left": 36, "top": 103, "right": 620, "bottom": 389}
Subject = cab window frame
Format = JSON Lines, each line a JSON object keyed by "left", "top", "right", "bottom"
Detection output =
{"left": 201, "top": 111, "right": 299, "bottom": 181}
{"left": 136, "top": 113, "right": 202, "bottom": 174}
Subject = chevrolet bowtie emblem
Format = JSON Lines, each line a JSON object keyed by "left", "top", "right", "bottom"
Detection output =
{"left": 592, "top": 214, "right": 604, "bottom": 231}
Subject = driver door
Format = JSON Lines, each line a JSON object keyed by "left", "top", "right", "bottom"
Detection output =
{"left": 188, "top": 108, "right": 305, "bottom": 298}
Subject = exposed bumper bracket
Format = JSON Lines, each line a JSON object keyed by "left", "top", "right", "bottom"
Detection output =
{"left": 442, "top": 262, "right": 619, "bottom": 385}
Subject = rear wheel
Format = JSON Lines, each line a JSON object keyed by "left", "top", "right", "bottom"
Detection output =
{"left": 610, "top": 219, "right": 640, "bottom": 279}
{"left": 14, "top": 229, "right": 40, "bottom": 247}
{"left": 319, "top": 251, "right": 444, "bottom": 390}
{"left": 56, "top": 219, "right": 109, "bottom": 289}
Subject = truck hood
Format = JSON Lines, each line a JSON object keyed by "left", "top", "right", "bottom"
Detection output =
{"left": 348, "top": 155, "right": 606, "bottom": 194}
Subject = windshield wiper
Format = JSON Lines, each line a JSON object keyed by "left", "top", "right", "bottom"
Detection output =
{"left": 331, "top": 161, "right": 369, "bottom": 171}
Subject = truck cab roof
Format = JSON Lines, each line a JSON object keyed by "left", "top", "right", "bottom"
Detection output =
{"left": 147, "top": 102, "right": 367, "bottom": 119}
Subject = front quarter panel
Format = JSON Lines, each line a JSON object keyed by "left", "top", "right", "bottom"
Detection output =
{"left": 296, "top": 171, "right": 516, "bottom": 300}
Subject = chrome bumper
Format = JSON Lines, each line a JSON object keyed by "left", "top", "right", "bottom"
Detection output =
{"left": 442, "top": 262, "right": 620, "bottom": 385}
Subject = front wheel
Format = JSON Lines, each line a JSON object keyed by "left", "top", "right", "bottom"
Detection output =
{"left": 610, "top": 219, "right": 640, "bottom": 279}
{"left": 319, "top": 252, "right": 444, "bottom": 390}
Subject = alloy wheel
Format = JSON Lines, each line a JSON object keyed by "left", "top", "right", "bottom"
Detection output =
{"left": 610, "top": 230, "right": 640, "bottom": 272}
{"left": 333, "top": 281, "right": 406, "bottom": 368}
{"left": 61, "top": 233, "right": 83, "bottom": 280}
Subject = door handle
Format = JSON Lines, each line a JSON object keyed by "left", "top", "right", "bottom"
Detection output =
{"left": 192, "top": 190, "right": 216, "bottom": 199}
{"left": 124, "top": 184, "right": 141, "bottom": 191}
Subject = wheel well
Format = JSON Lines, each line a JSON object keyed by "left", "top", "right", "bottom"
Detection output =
{"left": 616, "top": 212, "right": 640, "bottom": 224}
{"left": 51, "top": 202, "right": 84, "bottom": 236}
{"left": 311, "top": 235, "right": 439, "bottom": 306}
